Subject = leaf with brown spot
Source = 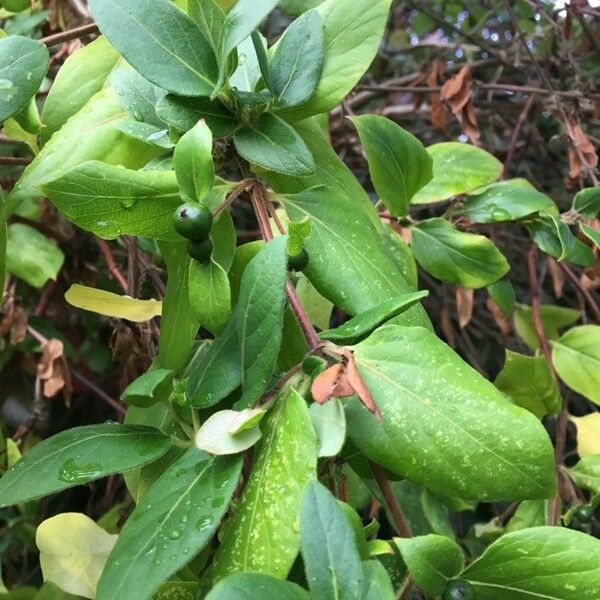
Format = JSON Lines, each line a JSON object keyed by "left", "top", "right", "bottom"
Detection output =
{"left": 455, "top": 287, "right": 474, "bottom": 329}
{"left": 342, "top": 349, "right": 382, "bottom": 421}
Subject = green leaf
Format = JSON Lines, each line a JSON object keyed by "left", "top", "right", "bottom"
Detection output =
{"left": 526, "top": 214, "right": 577, "bottom": 262}
{"left": 7, "top": 88, "right": 159, "bottom": 210}
{"left": 0, "top": 35, "right": 48, "bottom": 123}
{"left": 487, "top": 278, "right": 516, "bottom": 316}
{"left": 271, "top": 10, "right": 325, "bottom": 109}
{"left": 156, "top": 94, "right": 236, "bottom": 137}
{"left": 237, "top": 236, "right": 288, "bottom": 408}
{"left": 462, "top": 526, "right": 600, "bottom": 599}
{"left": 206, "top": 573, "right": 309, "bottom": 600}
{"left": 195, "top": 408, "right": 265, "bottom": 455}
{"left": 6, "top": 223, "right": 64, "bottom": 288}
{"left": 188, "top": 0, "right": 224, "bottom": 52}
{"left": 573, "top": 187, "right": 600, "bottom": 218}
{"left": 552, "top": 325, "right": 600, "bottom": 406}
{"left": 569, "top": 455, "right": 600, "bottom": 494}
{"left": 309, "top": 399, "right": 346, "bottom": 458}
{"left": 41, "top": 36, "right": 120, "bottom": 144}
{"left": 456, "top": 179, "right": 558, "bottom": 223}
{"left": 504, "top": 500, "right": 550, "bottom": 532}
{"left": 513, "top": 303, "right": 580, "bottom": 351}
{"left": 96, "top": 449, "right": 243, "bottom": 600}
{"left": 345, "top": 326, "right": 556, "bottom": 501}
{"left": 300, "top": 480, "right": 363, "bottom": 600}
{"left": 581, "top": 223, "right": 600, "bottom": 250}
{"left": 351, "top": 115, "right": 432, "bottom": 216}
{"left": 116, "top": 120, "right": 173, "bottom": 149}
{"left": 360, "top": 560, "right": 395, "bottom": 600}
{"left": 0, "top": 424, "right": 170, "bottom": 507}
{"left": 234, "top": 113, "right": 315, "bottom": 176}
{"left": 412, "top": 143, "right": 502, "bottom": 204}
{"left": 89, "top": 0, "right": 218, "bottom": 96}
{"left": 280, "top": 186, "right": 430, "bottom": 328}
{"left": 280, "top": 0, "right": 324, "bottom": 16}
{"left": 320, "top": 291, "right": 428, "bottom": 344}
{"left": 188, "top": 259, "right": 231, "bottom": 335}
{"left": 202, "top": 388, "right": 317, "bottom": 586}
{"left": 210, "top": 209, "right": 237, "bottom": 272}
{"left": 411, "top": 218, "right": 509, "bottom": 288}
{"left": 121, "top": 368, "right": 174, "bottom": 408}
{"left": 280, "top": 0, "right": 392, "bottom": 120}
{"left": 229, "top": 35, "right": 265, "bottom": 93}
{"left": 395, "top": 535, "right": 464, "bottom": 597}
{"left": 381, "top": 224, "right": 418, "bottom": 289}
{"left": 40, "top": 161, "right": 182, "bottom": 241}
{"left": 174, "top": 120, "right": 214, "bottom": 203}
{"left": 494, "top": 350, "right": 561, "bottom": 419}
{"left": 295, "top": 274, "right": 333, "bottom": 331}
{"left": 37, "top": 513, "right": 117, "bottom": 600}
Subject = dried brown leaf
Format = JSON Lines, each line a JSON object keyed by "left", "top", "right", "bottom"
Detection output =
{"left": 311, "top": 364, "right": 354, "bottom": 405}
{"left": 455, "top": 287, "right": 474, "bottom": 329}
{"left": 342, "top": 349, "right": 382, "bottom": 421}
{"left": 547, "top": 257, "right": 565, "bottom": 298}
{"left": 486, "top": 298, "right": 512, "bottom": 335}
{"left": 440, "top": 66, "right": 480, "bottom": 144}
{"left": 564, "top": 116, "right": 598, "bottom": 180}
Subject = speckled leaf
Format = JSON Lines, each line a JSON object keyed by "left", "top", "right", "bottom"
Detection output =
{"left": 412, "top": 142, "right": 502, "bottom": 204}
{"left": 202, "top": 387, "right": 317, "bottom": 587}
{"left": 552, "top": 325, "right": 600, "bottom": 406}
{"left": 280, "top": 186, "right": 430, "bottom": 327}
{"left": 411, "top": 218, "right": 509, "bottom": 288}
{"left": 40, "top": 161, "right": 182, "bottom": 241}
{"left": 494, "top": 350, "right": 561, "bottom": 419}
{"left": 96, "top": 449, "right": 242, "bottom": 600}
{"left": 206, "top": 573, "right": 309, "bottom": 600}
{"left": 395, "top": 535, "right": 464, "bottom": 597}
{"left": 0, "top": 424, "right": 170, "bottom": 507}
{"left": 300, "top": 480, "right": 363, "bottom": 600}
{"left": 345, "top": 326, "right": 556, "bottom": 501}
{"left": 462, "top": 526, "right": 600, "bottom": 599}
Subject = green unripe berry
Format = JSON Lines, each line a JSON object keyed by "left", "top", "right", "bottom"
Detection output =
{"left": 443, "top": 580, "right": 476, "bottom": 600}
{"left": 287, "top": 248, "right": 309, "bottom": 272}
{"left": 173, "top": 203, "right": 213, "bottom": 241}
{"left": 574, "top": 504, "right": 594, "bottom": 524}
{"left": 188, "top": 238, "right": 213, "bottom": 263}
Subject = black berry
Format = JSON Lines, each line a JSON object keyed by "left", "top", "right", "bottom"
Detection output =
{"left": 574, "top": 504, "right": 594, "bottom": 524}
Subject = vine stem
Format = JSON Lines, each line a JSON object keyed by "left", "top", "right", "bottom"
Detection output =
{"left": 526, "top": 246, "right": 567, "bottom": 526}
{"left": 41, "top": 23, "right": 99, "bottom": 47}
{"left": 369, "top": 461, "right": 412, "bottom": 538}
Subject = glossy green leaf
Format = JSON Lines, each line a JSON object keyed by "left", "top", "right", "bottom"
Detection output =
{"left": 195, "top": 408, "right": 265, "bottom": 455}
{"left": 360, "top": 560, "right": 395, "bottom": 600}
{"left": 487, "top": 278, "right": 516, "bottom": 316}
{"left": 351, "top": 115, "right": 432, "bottom": 216}
{"left": 7, "top": 89, "right": 159, "bottom": 210}
{"left": 581, "top": 223, "right": 600, "bottom": 250}
{"left": 188, "top": 0, "right": 224, "bottom": 52}
{"left": 280, "top": 0, "right": 324, "bottom": 15}
{"left": 295, "top": 274, "right": 333, "bottom": 331}
{"left": 309, "top": 398, "right": 346, "bottom": 458}
{"left": 41, "top": 36, "right": 120, "bottom": 144}
{"left": 229, "top": 35, "right": 265, "bottom": 93}
{"left": 174, "top": 120, "right": 214, "bottom": 203}
{"left": 513, "top": 303, "right": 580, "bottom": 351}
{"left": 96, "top": 449, "right": 243, "bottom": 600}
{"left": 345, "top": 326, "right": 556, "bottom": 501}
{"left": 0, "top": 424, "right": 170, "bottom": 507}
{"left": 6, "top": 223, "right": 64, "bottom": 288}
{"left": 210, "top": 209, "right": 237, "bottom": 272}
{"left": 552, "top": 325, "right": 600, "bottom": 406}
{"left": 300, "top": 480, "right": 363, "bottom": 600}
{"left": 381, "top": 224, "right": 418, "bottom": 289}
{"left": 188, "top": 259, "right": 231, "bottom": 335}
{"left": 320, "top": 291, "right": 428, "bottom": 344}
{"left": 234, "top": 113, "right": 315, "bottom": 176}
{"left": 280, "top": 0, "right": 392, "bottom": 120}
{"left": 412, "top": 143, "right": 502, "bottom": 204}
{"left": 504, "top": 500, "right": 549, "bottom": 532}
{"left": 395, "top": 535, "right": 464, "bottom": 597}
{"left": 526, "top": 214, "right": 576, "bottom": 262}
{"left": 121, "top": 369, "right": 174, "bottom": 408}
{"left": 281, "top": 186, "right": 430, "bottom": 328}
{"left": 411, "top": 218, "right": 509, "bottom": 288}
{"left": 206, "top": 573, "right": 309, "bottom": 600}
{"left": 569, "top": 455, "right": 600, "bottom": 494}
{"left": 40, "top": 161, "right": 182, "bottom": 241}
{"left": 0, "top": 35, "right": 48, "bottom": 123}
{"left": 37, "top": 513, "right": 117, "bottom": 600}
{"left": 237, "top": 236, "right": 288, "bottom": 408}
{"left": 89, "top": 0, "right": 218, "bottom": 96}
{"left": 494, "top": 350, "right": 561, "bottom": 419}
{"left": 456, "top": 179, "right": 558, "bottom": 223}
{"left": 573, "top": 187, "right": 600, "bottom": 218}
{"left": 271, "top": 10, "right": 325, "bottom": 109}
{"left": 462, "top": 526, "right": 600, "bottom": 599}
{"left": 202, "top": 388, "right": 317, "bottom": 586}
{"left": 116, "top": 120, "right": 173, "bottom": 149}
{"left": 156, "top": 94, "right": 236, "bottom": 137}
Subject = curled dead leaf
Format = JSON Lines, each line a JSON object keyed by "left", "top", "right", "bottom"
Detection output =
{"left": 564, "top": 115, "right": 598, "bottom": 182}
{"left": 441, "top": 66, "right": 480, "bottom": 144}
{"left": 311, "top": 364, "right": 354, "bottom": 405}
{"left": 342, "top": 349, "right": 382, "bottom": 421}
{"left": 427, "top": 59, "right": 447, "bottom": 131}
{"left": 37, "top": 338, "right": 71, "bottom": 400}
{"left": 455, "top": 287, "right": 474, "bottom": 329}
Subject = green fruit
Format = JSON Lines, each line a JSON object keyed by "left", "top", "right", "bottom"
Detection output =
{"left": 2, "top": 0, "right": 31, "bottom": 13}
{"left": 287, "top": 248, "right": 309, "bottom": 272}
{"left": 173, "top": 203, "right": 213, "bottom": 241}
{"left": 443, "top": 580, "right": 476, "bottom": 600}
{"left": 188, "top": 238, "right": 213, "bottom": 263}
{"left": 574, "top": 504, "right": 594, "bottom": 524}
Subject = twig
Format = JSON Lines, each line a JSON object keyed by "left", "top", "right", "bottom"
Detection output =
{"left": 213, "top": 178, "right": 254, "bottom": 219}
{"left": 0, "top": 157, "right": 31, "bottom": 166}
{"left": 369, "top": 461, "right": 412, "bottom": 538}
{"left": 95, "top": 238, "right": 129, "bottom": 293}
{"left": 559, "top": 263, "right": 600, "bottom": 322}
{"left": 503, "top": 93, "right": 537, "bottom": 178}
{"left": 71, "top": 369, "right": 126, "bottom": 417}
{"left": 41, "top": 23, "right": 99, "bottom": 47}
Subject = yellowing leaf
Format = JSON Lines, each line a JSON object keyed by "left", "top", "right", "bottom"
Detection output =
{"left": 65, "top": 284, "right": 162, "bottom": 322}
{"left": 36, "top": 512, "right": 117, "bottom": 599}
{"left": 571, "top": 414, "right": 600, "bottom": 458}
